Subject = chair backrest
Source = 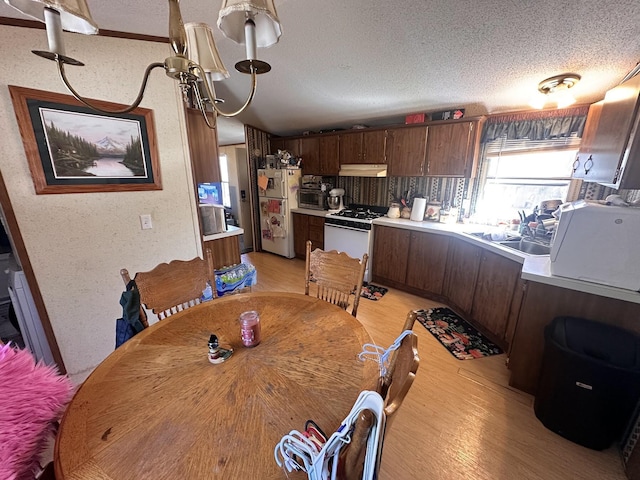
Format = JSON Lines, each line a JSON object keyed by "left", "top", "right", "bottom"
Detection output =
{"left": 305, "top": 240, "right": 368, "bottom": 317}
{"left": 120, "top": 248, "right": 214, "bottom": 320}
{"left": 379, "top": 331, "right": 419, "bottom": 425}
{"left": 337, "top": 409, "right": 379, "bottom": 480}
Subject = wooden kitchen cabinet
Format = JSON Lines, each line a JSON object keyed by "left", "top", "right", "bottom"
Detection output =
{"left": 572, "top": 100, "right": 603, "bottom": 180}
{"left": 184, "top": 107, "right": 221, "bottom": 185}
{"left": 426, "top": 120, "right": 481, "bottom": 177}
{"left": 271, "top": 137, "right": 300, "bottom": 157}
{"left": 471, "top": 250, "right": 522, "bottom": 343}
{"left": 204, "top": 237, "right": 241, "bottom": 270}
{"left": 386, "top": 126, "right": 428, "bottom": 176}
{"left": 405, "top": 231, "right": 450, "bottom": 294}
{"left": 575, "top": 74, "right": 640, "bottom": 188}
{"left": 372, "top": 225, "right": 410, "bottom": 284}
{"left": 339, "top": 130, "right": 387, "bottom": 164}
{"left": 299, "top": 137, "right": 320, "bottom": 175}
{"left": 319, "top": 134, "right": 340, "bottom": 175}
{"left": 442, "top": 239, "right": 482, "bottom": 314}
{"left": 509, "top": 281, "right": 640, "bottom": 394}
{"left": 292, "top": 213, "right": 324, "bottom": 259}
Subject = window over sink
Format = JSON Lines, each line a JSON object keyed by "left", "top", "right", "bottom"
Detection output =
{"left": 472, "top": 135, "right": 582, "bottom": 225}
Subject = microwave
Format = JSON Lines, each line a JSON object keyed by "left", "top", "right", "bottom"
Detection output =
{"left": 550, "top": 200, "right": 640, "bottom": 291}
{"left": 199, "top": 204, "right": 227, "bottom": 235}
{"left": 298, "top": 189, "right": 327, "bottom": 210}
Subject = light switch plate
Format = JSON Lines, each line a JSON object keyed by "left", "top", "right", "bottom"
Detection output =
{"left": 140, "top": 214, "right": 152, "bottom": 230}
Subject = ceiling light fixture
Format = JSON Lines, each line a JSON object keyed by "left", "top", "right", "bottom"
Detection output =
{"left": 4, "top": 0, "right": 282, "bottom": 129}
{"left": 529, "top": 73, "right": 581, "bottom": 110}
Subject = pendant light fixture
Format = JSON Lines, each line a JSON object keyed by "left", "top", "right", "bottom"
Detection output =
{"left": 3, "top": 0, "right": 282, "bottom": 129}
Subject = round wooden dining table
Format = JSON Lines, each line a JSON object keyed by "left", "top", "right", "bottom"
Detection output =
{"left": 55, "top": 292, "right": 378, "bottom": 479}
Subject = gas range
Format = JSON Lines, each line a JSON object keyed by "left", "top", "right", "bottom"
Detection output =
{"left": 325, "top": 205, "right": 387, "bottom": 230}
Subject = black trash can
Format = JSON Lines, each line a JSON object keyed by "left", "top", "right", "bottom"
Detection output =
{"left": 534, "top": 316, "right": 640, "bottom": 450}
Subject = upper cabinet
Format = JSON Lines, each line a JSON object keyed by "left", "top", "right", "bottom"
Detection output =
{"left": 386, "top": 118, "right": 484, "bottom": 177}
{"left": 386, "top": 126, "right": 428, "bottom": 176}
{"left": 573, "top": 74, "right": 640, "bottom": 189}
{"left": 425, "top": 120, "right": 481, "bottom": 177}
{"left": 298, "top": 136, "right": 320, "bottom": 174}
{"left": 319, "top": 135, "right": 340, "bottom": 175}
{"left": 269, "top": 116, "right": 484, "bottom": 178}
{"left": 573, "top": 100, "right": 603, "bottom": 180}
{"left": 271, "top": 137, "right": 300, "bottom": 157}
{"left": 339, "top": 130, "right": 387, "bottom": 164}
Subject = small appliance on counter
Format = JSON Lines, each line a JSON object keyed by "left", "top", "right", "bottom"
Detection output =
{"left": 199, "top": 204, "right": 227, "bottom": 235}
{"left": 298, "top": 175, "right": 331, "bottom": 210}
{"left": 327, "top": 188, "right": 345, "bottom": 213}
{"left": 550, "top": 200, "right": 640, "bottom": 291}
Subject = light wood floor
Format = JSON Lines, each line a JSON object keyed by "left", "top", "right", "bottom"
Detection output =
{"left": 244, "top": 251, "right": 628, "bottom": 480}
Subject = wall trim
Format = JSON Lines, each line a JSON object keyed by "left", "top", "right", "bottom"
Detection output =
{"left": 0, "top": 16, "right": 168, "bottom": 43}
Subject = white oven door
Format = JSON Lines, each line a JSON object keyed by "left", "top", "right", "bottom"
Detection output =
{"left": 324, "top": 223, "right": 372, "bottom": 282}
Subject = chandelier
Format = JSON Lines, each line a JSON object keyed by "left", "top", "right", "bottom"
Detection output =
{"left": 4, "top": 0, "right": 282, "bottom": 129}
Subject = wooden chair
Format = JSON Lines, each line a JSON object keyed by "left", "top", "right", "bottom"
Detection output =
{"left": 120, "top": 249, "right": 214, "bottom": 320}
{"left": 305, "top": 240, "right": 368, "bottom": 317}
{"left": 337, "top": 409, "right": 381, "bottom": 480}
{"left": 378, "top": 331, "right": 420, "bottom": 425}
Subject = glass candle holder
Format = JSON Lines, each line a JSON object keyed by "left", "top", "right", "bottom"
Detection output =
{"left": 239, "top": 310, "right": 261, "bottom": 347}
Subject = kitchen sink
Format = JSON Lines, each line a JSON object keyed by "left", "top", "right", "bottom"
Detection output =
{"left": 498, "top": 239, "right": 550, "bottom": 255}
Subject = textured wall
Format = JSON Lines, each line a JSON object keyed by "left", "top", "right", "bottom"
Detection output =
{"left": 0, "top": 25, "right": 201, "bottom": 380}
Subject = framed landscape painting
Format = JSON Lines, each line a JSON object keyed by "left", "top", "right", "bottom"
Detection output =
{"left": 8, "top": 85, "right": 162, "bottom": 194}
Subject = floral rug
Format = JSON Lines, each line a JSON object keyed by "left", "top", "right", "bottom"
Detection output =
{"left": 415, "top": 307, "right": 503, "bottom": 360}
{"left": 360, "top": 283, "right": 388, "bottom": 301}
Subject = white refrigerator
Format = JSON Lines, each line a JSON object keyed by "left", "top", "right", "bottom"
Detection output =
{"left": 257, "top": 168, "right": 301, "bottom": 258}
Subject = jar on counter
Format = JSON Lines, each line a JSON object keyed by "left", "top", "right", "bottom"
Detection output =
{"left": 387, "top": 202, "right": 401, "bottom": 219}
{"left": 400, "top": 206, "right": 411, "bottom": 219}
{"left": 239, "top": 310, "right": 262, "bottom": 347}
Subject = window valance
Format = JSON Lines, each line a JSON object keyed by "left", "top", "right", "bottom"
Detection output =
{"left": 481, "top": 105, "right": 589, "bottom": 143}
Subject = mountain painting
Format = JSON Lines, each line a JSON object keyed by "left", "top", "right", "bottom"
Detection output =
{"left": 39, "top": 108, "right": 148, "bottom": 179}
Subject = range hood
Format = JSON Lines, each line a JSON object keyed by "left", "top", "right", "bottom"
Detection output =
{"left": 338, "top": 164, "right": 388, "bottom": 177}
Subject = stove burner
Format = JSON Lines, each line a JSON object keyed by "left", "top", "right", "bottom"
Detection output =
{"left": 332, "top": 208, "right": 384, "bottom": 221}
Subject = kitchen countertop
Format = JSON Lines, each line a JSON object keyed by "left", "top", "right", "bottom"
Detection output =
{"left": 372, "top": 217, "right": 640, "bottom": 305}
{"left": 203, "top": 225, "right": 244, "bottom": 242}
{"left": 291, "top": 208, "right": 330, "bottom": 217}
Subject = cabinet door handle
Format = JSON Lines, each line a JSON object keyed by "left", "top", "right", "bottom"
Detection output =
{"left": 572, "top": 156, "right": 580, "bottom": 173}
{"left": 584, "top": 155, "right": 594, "bottom": 175}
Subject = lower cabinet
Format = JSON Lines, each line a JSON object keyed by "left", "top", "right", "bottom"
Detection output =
{"left": 405, "top": 231, "right": 450, "bottom": 295}
{"left": 204, "top": 236, "right": 241, "bottom": 270}
{"left": 442, "top": 239, "right": 482, "bottom": 314}
{"left": 292, "top": 213, "right": 325, "bottom": 259}
{"left": 373, "top": 228, "right": 524, "bottom": 350}
{"left": 470, "top": 250, "right": 524, "bottom": 346}
{"left": 372, "top": 227, "right": 450, "bottom": 296}
{"left": 372, "top": 226, "right": 410, "bottom": 284}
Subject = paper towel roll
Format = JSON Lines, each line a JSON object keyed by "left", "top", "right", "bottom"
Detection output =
{"left": 410, "top": 198, "right": 427, "bottom": 221}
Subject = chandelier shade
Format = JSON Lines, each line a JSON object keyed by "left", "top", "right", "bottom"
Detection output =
{"left": 184, "top": 22, "right": 230, "bottom": 82}
{"left": 217, "top": 0, "right": 282, "bottom": 48}
{"left": 3, "top": 0, "right": 97, "bottom": 34}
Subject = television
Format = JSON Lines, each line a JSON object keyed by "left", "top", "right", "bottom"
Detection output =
{"left": 198, "top": 182, "right": 223, "bottom": 205}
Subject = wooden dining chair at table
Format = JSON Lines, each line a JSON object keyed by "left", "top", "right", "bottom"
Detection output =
{"left": 378, "top": 329, "right": 420, "bottom": 427}
{"left": 120, "top": 248, "right": 215, "bottom": 320}
{"left": 305, "top": 240, "right": 368, "bottom": 317}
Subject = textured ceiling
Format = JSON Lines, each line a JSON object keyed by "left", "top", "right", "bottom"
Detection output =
{"left": 2, "top": 0, "right": 639, "bottom": 145}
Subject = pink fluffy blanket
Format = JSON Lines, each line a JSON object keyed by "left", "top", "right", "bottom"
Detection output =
{"left": 0, "top": 343, "right": 74, "bottom": 480}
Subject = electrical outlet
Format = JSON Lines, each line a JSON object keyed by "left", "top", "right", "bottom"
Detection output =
{"left": 140, "top": 214, "right": 153, "bottom": 230}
